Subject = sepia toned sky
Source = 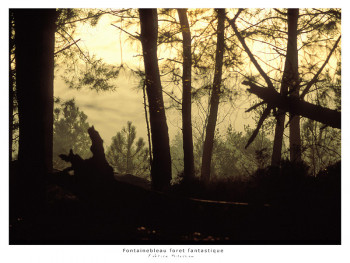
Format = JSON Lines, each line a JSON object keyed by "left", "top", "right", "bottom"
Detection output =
{"left": 54, "top": 13, "right": 253, "bottom": 147}
{"left": 54, "top": 14, "right": 152, "bottom": 147}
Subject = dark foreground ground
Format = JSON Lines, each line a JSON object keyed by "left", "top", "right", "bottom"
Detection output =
{"left": 9, "top": 170, "right": 340, "bottom": 245}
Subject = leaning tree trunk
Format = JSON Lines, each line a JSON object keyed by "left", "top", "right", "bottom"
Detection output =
{"left": 271, "top": 8, "right": 300, "bottom": 165}
{"left": 139, "top": 9, "right": 172, "bottom": 191}
{"left": 13, "top": 9, "right": 58, "bottom": 216}
{"left": 177, "top": 8, "right": 195, "bottom": 180}
{"left": 201, "top": 9, "right": 225, "bottom": 182}
{"left": 243, "top": 82, "right": 340, "bottom": 129}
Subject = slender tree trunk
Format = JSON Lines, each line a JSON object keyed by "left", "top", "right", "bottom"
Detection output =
{"left": 9, "top": 11, "right": 14, "bottom": 162}
{"left": 271, "top": 8, "right": 300, "bottom": 165}
{"left": 201, "top": 9, "right": 225, "bottom": 182}
{"left": 288, "top": 9, "right": 301, "bottom": 163}
{"left": 9, "top": 69, "right": 14, "bottom": 162}
{"left": 126, "top": 125, "right": 132, "bottom": 174}
{"left": 142, "top": 82, "right": 153, "bottom": 169}
{"left": 139, "top": 9, "right": 172, "bottom": 191}
{"left": 14, "top": 9, "right": 58, "bottom": 216}
{"left": 177, "top": 8, "right": 195, "bottom": 180}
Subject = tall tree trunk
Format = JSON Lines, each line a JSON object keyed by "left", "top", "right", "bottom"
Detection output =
{"left": 9, "top": 67, "right": 14, "bottom": 162}
{"left": 13, "top": 9, "right": 58, "bottom": 216}
{"left": 177, "top": 8, "right": 195, "bottom": 180}
{"left": 9, "top": 10, "right": 15, "bottom": 162}
{"left": 139, "top": 9, "right": 172, "bottom": 191}
{"left": 288, "top": 9, "right": 301, "bottom": 163}
{"left": 201, "top": 9, "right": 225, "bottom": 182}
{"left": 271, "top": 8, "right": 300, "bottom": 165}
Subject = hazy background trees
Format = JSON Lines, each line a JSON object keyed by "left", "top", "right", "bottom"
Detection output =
{"left": 53, "top": 98, "right": 92, "bottom": 170}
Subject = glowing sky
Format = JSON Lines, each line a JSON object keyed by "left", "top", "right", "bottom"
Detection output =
{"left": 54, "top": 14, "right": 151, "bottom": 147}
{"left": 54, "top": 12, "right": 253, "bottom": 147}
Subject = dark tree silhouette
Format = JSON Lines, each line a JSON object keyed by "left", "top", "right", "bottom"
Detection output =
{"left": 177, "top": 8, "right": 195, "bottom": 180}
{"left": 272, "top": 8, "right": 301, "bottom": 165}
{"left": 201, "top": 9, "right": 226, "bottom": 182}
{"left": 286, "top": 9, "right": 301, "bottom": 163}
{"left": 139, "top": 9, "right": 172, "bottom": 191}
{"left": 9, "top": 10, "right": 15, "bottom": 162}
{"left": 13, "top": 9, "right": 58, "bottom": 216}
{"left": 243, "top": 81, "right": 341, "bottom": 129}
{"left": 227, "top": 9, "right": 340, "bottom": 165}
{"left": 59, "top": 126, "right": 114, "bottom": 202}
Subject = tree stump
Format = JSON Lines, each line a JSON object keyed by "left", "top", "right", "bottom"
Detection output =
{"left": 59, "top": 126, "right": 115, "bottom": 205}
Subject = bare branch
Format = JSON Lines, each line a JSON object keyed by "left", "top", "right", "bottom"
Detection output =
{"left": 300, "top": 35, "right": 341, "bottom": 100}
{"left": 245, "top": 107, "right": 271, "bottom": 149}
{"left": 166, "top": 58, "right": 183, "bottom": 64}
{"left": 226, "top": 11, "right": 275, "bottom": 89}
{"left": 58, "top": 27, "right": 92, "bottom": 63}
{"left": 245, "top": 101, "right": 266, "bottom": 113}
{"left": 54, "top": 39, "right": 81, "bottom": 56}
{"left": 162, "top": 89, "right": 182, "bottom": 105}
{"left": 111, "top": 23, "right": 140, "bottom": 40}
{"left": 273, "top": 8, "right": 288, "bottom": 16}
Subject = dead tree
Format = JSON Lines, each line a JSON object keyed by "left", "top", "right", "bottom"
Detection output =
{"left": 59, "top": 126, "right": 114, "bottom": 202}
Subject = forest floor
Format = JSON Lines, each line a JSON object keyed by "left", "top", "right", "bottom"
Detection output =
{"left": 10, "top": 172, "right": 340, "bottom": 245}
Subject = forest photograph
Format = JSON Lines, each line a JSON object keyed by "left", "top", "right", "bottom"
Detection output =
{"left": 9, "top": 8, "right": 341, "bottom": 245}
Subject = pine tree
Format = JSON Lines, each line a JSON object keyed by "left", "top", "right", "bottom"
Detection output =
{"left": 106, "top": 121, "right": 150, "bottom": 177}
